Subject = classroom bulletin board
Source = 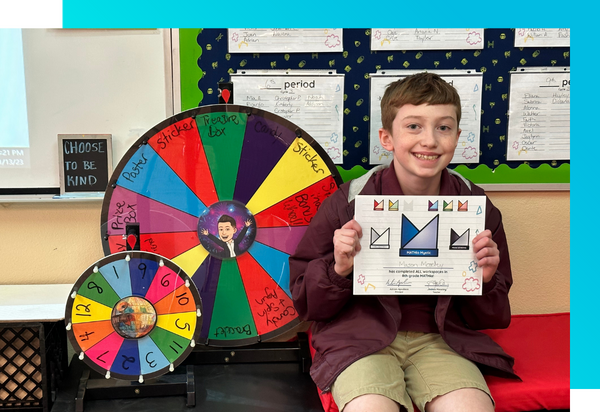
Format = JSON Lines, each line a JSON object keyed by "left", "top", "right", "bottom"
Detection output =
{"left": 179, "top": 29, "right": 570, "bottom": 185}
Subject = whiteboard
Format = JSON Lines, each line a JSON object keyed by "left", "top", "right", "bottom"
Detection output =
{"left": 0, "top": 29, "right": 173, "bottom": 192}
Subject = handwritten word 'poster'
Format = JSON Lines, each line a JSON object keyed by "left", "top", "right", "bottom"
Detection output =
{"left": 354, "top": 195, "right": 486, "bottom": 296}
{"left": 228, "top": 29, "right": 343, "bottom": 53}
{"left": 371, "top": 29, "right": 484, "bottom": 50}
{"left": 369, "top": 70, "right": 483, "bottom": 165}
{"left": 231, "top": 71, "right": 344, "bottom": 163}
{"left": 507, "top": 67, "right": 570, "bottom": 161}
{"left": 514, "top": 29, "right": 570, "bottom": 47}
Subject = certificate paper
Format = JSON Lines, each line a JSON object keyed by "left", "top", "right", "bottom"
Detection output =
{"left": 353, "top": 195, "right": 486, "bottom": 296}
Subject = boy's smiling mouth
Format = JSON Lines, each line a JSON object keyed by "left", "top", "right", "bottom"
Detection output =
{"left": 413, "top": 153, "right": 440, "bottom": 161}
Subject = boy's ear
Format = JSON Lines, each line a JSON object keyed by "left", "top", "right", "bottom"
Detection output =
{"left": 379, "top": 128, "right": 394, "bottom": 151}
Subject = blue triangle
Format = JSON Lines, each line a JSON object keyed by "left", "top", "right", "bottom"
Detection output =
{"left": 401, "top": 215, "right": 419, "bottom": 247}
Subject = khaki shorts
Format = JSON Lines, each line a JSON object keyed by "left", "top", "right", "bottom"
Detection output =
{"left": 331, "top": 332, "right": 492, "bottom": 412}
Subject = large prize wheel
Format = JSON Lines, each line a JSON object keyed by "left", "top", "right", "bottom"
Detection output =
{"left": 65, "top": 251, "right": 202, "bottom": 381}
{"left": 101, "top": 105, "right": 342, "bottom": 346}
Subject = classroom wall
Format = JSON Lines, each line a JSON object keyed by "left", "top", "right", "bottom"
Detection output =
{"left": 0, "top": 190, "right": 570, "bottom": 315}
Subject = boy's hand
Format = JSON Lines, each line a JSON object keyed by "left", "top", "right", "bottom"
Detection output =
{"left": 472, "top": 230, "right": 500, "bottom": 283}
{"left": 200, "top": 228, "right": 208, "bottom": 236}
{"left": 333, "top": 219, "right": 362, "bottom": 277}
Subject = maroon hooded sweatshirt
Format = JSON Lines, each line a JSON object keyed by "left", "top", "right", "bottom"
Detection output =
{"left": 289, "top": 164, "right": 517, "bottom": 392}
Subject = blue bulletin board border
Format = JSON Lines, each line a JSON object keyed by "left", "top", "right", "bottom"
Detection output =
{"left": 58, "top": 0, "right": 581, "bottom": 392}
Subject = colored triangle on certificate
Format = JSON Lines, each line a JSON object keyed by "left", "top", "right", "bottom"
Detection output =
{"left": 374, "top": 199, "right": 384, "bottom": 210}
{"left": 389, "top": 200, "right": 399, "bottom": 211}
{"left": 400, "top": 215, "right": 420, "bottom": 247}
{"left": 403, "top": 215, "right": 439, "bottom": 249}
{"left": 450, "top": 228, "right": 470, "bottom": 249}
{"left": 458, "top": 200, "right": 468, "bottom": 211}
{"left": 148, "top": 117, "right": 219, "bottom": 207}
{"left": 245, "top": 138, "right": 332, "bottom": 215}
{"left": 370, "top": 228, "right": 390, "bottom": 249}
{"left": 428, "top": 200, "right": 438, "bottom": 211}
{"left": 443, "top": 200, "right": 453, "bottom": 211}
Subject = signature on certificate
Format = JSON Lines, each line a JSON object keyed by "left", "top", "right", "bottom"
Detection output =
{"left": 386, "top": 278, "right": 411, "bottom": 286}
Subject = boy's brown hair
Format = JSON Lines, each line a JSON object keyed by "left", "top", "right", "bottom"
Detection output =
{"left": 380, "top": 72, "right": 462, "bottom": 132}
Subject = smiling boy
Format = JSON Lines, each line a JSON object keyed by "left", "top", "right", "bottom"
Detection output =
{"left": 290, "top": 73, "right": 515, "bottom": 412}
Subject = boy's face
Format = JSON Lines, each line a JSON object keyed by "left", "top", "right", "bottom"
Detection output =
{"left": 218, "top": 222, "right": 237, "bottom": 241}
{"left": 379, "top": 103, "right": 460, "bottom": 189}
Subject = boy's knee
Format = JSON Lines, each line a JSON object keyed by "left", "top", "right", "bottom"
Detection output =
{"left": 425, "top": 388, "right": 494, "bottom": 412}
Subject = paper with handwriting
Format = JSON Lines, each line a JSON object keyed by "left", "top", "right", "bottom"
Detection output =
{"left": 371, "top": 29, "right": 484, "bottom": 50}
{"left": 231, "top": 70, "right": 344, "bottom": 163}
{"left": 353, "top": 195, "right": 486, "bottom": 295}
{"left": 506, "top": 67, "right": 570, "bottom": 161}
{"left": 514, "top": 29, "right": 570, "bottom": 47}
{"left": 228, "top": 29, "right": 343, "bottom": 53}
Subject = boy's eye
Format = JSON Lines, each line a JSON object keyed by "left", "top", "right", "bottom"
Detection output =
{"left": 439, "top": 125, "right": 451, "bottom": 131}
{"left": 407, "top": 124, "right": 419, "bottom": 130}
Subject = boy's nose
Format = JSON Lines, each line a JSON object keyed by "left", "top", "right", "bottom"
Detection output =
{"left": 420, "top": 128, "right": 437, "bottom": 147}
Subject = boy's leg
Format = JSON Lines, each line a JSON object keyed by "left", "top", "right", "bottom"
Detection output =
{"left": 425, "top": 388, "right": 493, "bottom": 412}
{"left": 344, "top": 394, "right": 400, "bottom": 412}
{"left": 330, "top": 337, "right": 413, "bottom": 412}
{"left": 402, "top": 332, "right": 494, "bottom": 412}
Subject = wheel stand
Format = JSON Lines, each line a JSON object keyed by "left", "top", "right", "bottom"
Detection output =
{"left": 187, "top": 332, "right": 312, "bottom": 372}
{"left": 75, "top": 364, "right": 195, "bottom": 412}
{"left": 73, "top": 333, "right": 311, "bottom": 411}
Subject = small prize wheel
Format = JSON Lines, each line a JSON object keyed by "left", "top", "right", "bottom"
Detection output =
{"left": 101, "top": 104, "right": 342, "bottom": 346}
{"left": 65, "top": 251, "right": 202, "bottom": 381}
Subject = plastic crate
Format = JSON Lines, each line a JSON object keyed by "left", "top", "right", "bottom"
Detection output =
{"left": 0, "top": 322, "right": 67, "bottom": 412}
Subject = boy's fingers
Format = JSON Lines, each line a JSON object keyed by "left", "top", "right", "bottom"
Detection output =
{"left": 341, "top": 219, "right": 363, "bottom": 237}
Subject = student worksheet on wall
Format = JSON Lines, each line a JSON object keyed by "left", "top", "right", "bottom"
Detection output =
{"left": 514, "top": 29, "right": 570, "bottom": 47}
{"left": 369, "top": 70, "right": 483, "bottom": 165}
{"left": 231, "top": 70, "right": 344, "bottom": 163}
{"left": 370, "top": 29, "right": 484, "bottom": 50}
{"left": 506, "top": 67, "right": 570, "bottom": 161}
{"left": 228, "top": 29, "right": 343, "bottom": 53}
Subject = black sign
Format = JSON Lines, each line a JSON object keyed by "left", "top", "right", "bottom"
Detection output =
{"left": 58, "top": 134, "right": 112, "bottom": 195}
